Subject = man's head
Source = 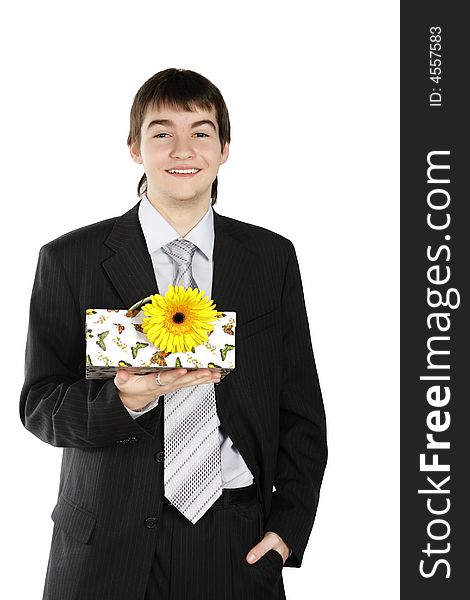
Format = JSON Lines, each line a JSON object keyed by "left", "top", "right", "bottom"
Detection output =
{"left": 128, "top": 68, "right": 230, "bottom": 206}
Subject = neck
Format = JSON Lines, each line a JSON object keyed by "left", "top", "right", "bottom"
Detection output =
{"left": 146, "top": 193, "right": 211, "bottom": 237}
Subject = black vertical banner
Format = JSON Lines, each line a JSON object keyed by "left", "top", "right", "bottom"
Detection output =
{"left": 401, "top": 4, "right": 468, "bottom": 599}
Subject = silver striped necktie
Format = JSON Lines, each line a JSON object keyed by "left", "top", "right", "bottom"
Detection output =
{"left": 160, "top": 238, "right": 222, "bottom": 524}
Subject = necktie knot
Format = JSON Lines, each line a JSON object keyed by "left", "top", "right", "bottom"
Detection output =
{"left": 161, "top": 238, "right": 198, "bottom": 266}
{"left": 161, "top": 238, "right": 198, "bottom": 290}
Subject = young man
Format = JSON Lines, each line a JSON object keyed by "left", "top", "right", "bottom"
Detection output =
{"left": 20, "top": 68, "right": 327, "bottom": 600}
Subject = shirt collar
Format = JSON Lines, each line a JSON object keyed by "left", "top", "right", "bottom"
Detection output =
{"left": 138, "top": 193, "right": 214, "bottom": 260}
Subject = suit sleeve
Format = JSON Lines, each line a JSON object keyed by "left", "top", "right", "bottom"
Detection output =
{"left": 264, "top": 241, "right": 328, "bottom": 568}
{"left": 19, "top": 243, "right": 158, "bottom": 448}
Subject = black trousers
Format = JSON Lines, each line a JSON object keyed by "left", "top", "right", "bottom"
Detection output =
{"left": 144, "top": 486, "right": 287, "bottom": 599}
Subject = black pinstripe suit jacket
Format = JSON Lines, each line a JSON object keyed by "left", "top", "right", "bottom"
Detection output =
{"left": 20, "top": 199, "right": 327, "bottom": 599}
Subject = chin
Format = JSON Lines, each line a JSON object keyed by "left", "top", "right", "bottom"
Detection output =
{"left": 172, "top": 188, "right": 210, "bottom": 202}
{"left": 149, "top": 183, "right": 211, "bottom": 205}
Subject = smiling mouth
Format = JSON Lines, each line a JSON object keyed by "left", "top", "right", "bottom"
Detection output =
{"left": 165, "top": 169, "right": 201, "bottom": 177}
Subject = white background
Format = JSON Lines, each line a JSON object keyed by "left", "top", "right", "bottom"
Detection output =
{"left": 1, "top": 1, "right": 399, "bottom": 597}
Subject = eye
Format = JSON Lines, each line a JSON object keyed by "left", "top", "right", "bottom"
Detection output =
{"left": 194, "top": 132, "right": 209, "bottom": 138}
{"left": 153, "top": 133, "right": 169, "bottom": 138}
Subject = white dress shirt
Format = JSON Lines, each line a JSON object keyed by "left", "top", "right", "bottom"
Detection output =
{"left": 124, "top": 194, "right": 254, "bottom": 489}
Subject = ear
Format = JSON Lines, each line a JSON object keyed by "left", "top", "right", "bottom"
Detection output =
{"left": 129, "top": 139, "right": 143, "bottom": 165}
{"left": 220, "top": 142, "right": 229, "bottom": 165}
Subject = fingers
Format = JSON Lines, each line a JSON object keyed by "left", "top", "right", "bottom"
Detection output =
{"left": 114, "top": 368, "right": 131, "bottom": 387}
{"left": 155, "top": 368, "right": 188, "bottom": 387}
{"left": 115, "top": 368, "right": 169, "bottom": 392}
{"left": 113, "top": 368, "right": 222, "bottom": 415}
{"left": 247, "top": 542, "right": 266, "bottom": 564}
{"left": 183, "top": 369, "right": 219, "bottom": 384}
{"left": 157, "top": 368, "right": 221, "bottom": 389}
{"left": 246, "top": 532, "right": 287, "bottom": 564}
{"left": 115, "top": 367, "right": 221, "bottom": 395}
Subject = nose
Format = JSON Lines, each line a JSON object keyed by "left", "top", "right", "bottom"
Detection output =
{"left": 170, "top": 135, "right": 194, "bottom": 159}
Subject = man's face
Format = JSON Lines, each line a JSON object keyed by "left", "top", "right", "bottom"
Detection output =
{"left": 130, "top": 103, "right": 229, "bottom": 206}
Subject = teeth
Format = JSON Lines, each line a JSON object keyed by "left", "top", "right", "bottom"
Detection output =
{"left": 168, "top": 169, "right": 200, "bottom": 174}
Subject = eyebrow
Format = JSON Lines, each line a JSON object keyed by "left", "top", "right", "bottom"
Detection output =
{"left": 147, "top": 119, "right": 217, "bottom": 133}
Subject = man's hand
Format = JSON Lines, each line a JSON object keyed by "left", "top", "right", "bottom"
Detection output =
{"left": 114, "top": 368, "right": 221, "bottom": 411}
{"left": 246, "top": 531, "right": 290, "bottom": 566}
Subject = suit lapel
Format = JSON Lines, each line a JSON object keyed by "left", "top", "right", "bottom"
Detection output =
{"left": 211, "top": 210, "right": 257, "bottom": 313}
{"left": 102, "top": 200, "right": 159, "bottom": 309}
{"left": 211, "top": 210, "right": 257, "bottom": 426}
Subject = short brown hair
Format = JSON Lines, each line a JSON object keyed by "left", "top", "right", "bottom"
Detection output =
{"left": 127, "top": 68, "right": 231, "bottom": 205}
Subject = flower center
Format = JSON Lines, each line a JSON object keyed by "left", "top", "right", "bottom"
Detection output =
{"left": 172, "top": 311, "right": 185, "bottom": 324}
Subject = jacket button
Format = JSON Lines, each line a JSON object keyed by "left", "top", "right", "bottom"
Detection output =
{"left": 154, "top": 451, "right": 164, "bottom": 463}
{"left": 144, "top": 517, "right": 157, "bottom": 529}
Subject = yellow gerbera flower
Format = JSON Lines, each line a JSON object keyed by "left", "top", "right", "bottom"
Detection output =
{"left": 141, "top": 285, "right": 222, "bottom": 353}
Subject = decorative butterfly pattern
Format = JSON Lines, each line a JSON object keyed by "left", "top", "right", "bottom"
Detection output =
{"left": 131, "top": 342, "right": 149, "bottom": 359}
{"left": 96, "top": 330, "right": 109, "bottom": 351}
{"left": 150, "top": 350, "right": 171, "bottom": 366}
{"left": 118, "top": 360, "right": 132, "bottom": 367}
{"left": 220, "top": 344, "right": 235, "bottom": 362}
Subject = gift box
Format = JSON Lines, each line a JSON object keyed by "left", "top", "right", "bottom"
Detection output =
{"left": 85, "top": 308, "right": 236, "bottom": 380}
